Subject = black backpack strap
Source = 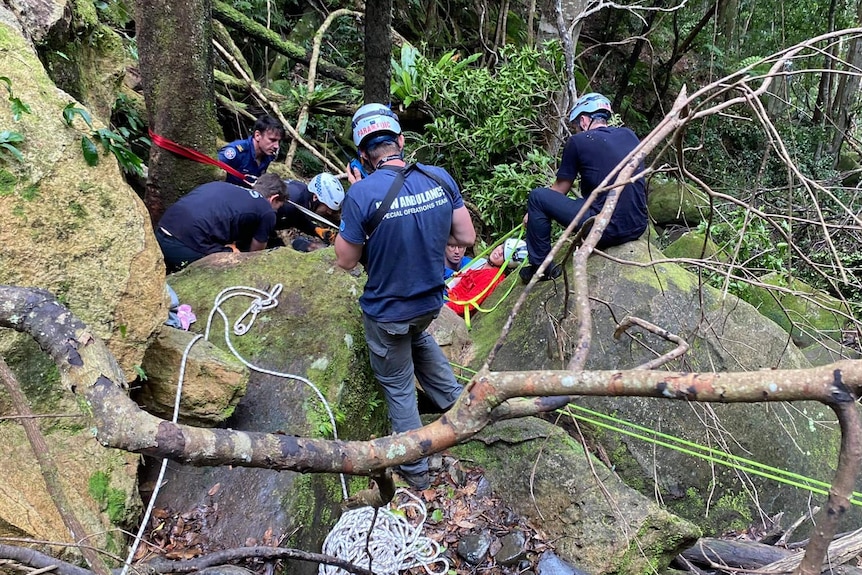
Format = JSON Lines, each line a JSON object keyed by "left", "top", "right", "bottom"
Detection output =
{"left": 412, "top": 164, "right": 455, "bottom": 202}
{"left": 364, "top": 164, "right": 414, "bottom": 238}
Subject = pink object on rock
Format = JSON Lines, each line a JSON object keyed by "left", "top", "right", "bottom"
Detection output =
{"left": 176, "top": 304, "right": 196, "bottom": 330}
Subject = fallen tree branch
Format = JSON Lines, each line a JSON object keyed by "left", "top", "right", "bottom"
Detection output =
{"left": 285, "top": 8, "right": 358, "bottom": 169}
{"left": 211, "top": 0, "right": 363, "bottom": 87}
{"left": 212, "top": 40, "right": 343, "bottom": 174}
{"left": 1, "top": 276, "right": 860, "bottom": 575}
{"left": 613, "top": 315, "right": 690, "bottom": 369}
{"left": 0, "top": 543, "right": 374, "bottom": 575}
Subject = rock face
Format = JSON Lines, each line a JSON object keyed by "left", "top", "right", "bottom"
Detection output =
{"left": 470, "top": 239, "right": 849, "bottom": 535}
{"left": 0, "top": 12, "right": 161, "bottom": 559}
{"left": 0, "top": 15, "right": 166, "bottom": 380}
{"left": 744, "top": 272, "right": 850, "bottom": 348}
{"left": 647, "top": 176, "right": 711, "bottom": 226}
{"left": 137, "top": 326, "right": 249, "bottom": 427}
{"left": 147, "top": 247, "right": 388, "bottom": 575}
{"left": 452, "top": 418, "right": 701, "bottom": 574}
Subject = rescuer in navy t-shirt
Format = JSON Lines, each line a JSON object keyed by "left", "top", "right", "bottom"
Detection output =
{"left": 521, "top": 92, "right": 647, "bottom": 283}
{"left": 334, "top": 103, "right": 476, "bottom": 490}
{"left": 155, "top": 174, "right": 288, "bottom": 273}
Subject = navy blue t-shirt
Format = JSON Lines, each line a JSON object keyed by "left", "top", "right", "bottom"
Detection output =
{"left": 158, "top": 181, "right": 276, "bottom": 255}
{"left": 339, "top": 164, "right": 464, "bottom": 322}
{"left": 557, "top": 126, "right": 647, "bottom": 240}
{"left": 218, "top": 136, "right": 275, "bottom": 187}
{"left": 275, "top": 180, "right": 318, "bottom": 236}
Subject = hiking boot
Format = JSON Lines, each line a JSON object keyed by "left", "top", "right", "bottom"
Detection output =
{"left": 519, "top": 262, "right": 562, "bottom": 284}
{"left": 399, "top": 469, "right": 430, "bottom": 490}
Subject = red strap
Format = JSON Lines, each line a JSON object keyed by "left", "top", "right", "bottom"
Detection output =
{"left": 148, "top": 129, "right": 256, "bottom": 185}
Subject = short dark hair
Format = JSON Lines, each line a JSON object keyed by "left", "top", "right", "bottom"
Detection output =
{"left": 364, "top": 139, "right": 401, "bottom": 164}
{"left": 253, "top": 173, "right": 288, "bottom": 201}
{"left": 253, "top": 115, "right": 285, "bottom": 139}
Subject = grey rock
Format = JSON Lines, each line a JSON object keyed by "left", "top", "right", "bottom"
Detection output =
{"left": 457, "top": 530, "right": 493, "bottom": 565}
{"left": 494, "top": 530, "right": 526, "bottom": 566}
{"left": 537, "top": 550, "right": 592, "bottom": 575}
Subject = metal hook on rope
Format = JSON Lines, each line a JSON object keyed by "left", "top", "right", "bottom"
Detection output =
{"left": 233, "top": 283, "right": 283, "bottom": 335}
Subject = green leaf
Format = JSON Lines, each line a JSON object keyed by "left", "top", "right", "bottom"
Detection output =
{"left": 63, "top": 103, "right": 93, "bottom": 128}
{"left": 0, "top": 130, "right": 24, "bottom": 143}
{"left": 81, "top": 136, "right": 99, "bottom": 166}
{"left": 0, "top": 142, "right": 24, "bottom": 162}
{"left": 10, "top": 97, "right": 31, "bottom": 121}
{"left": 429, "top": 508, "right": 444, "bottom": 522}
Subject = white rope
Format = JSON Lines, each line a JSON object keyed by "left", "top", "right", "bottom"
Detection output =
{"left": 203, "top": 284, "right": 348, "bottom": 500}
{"left": 123, "top": 282, "right": 443, "bottom": 575}
{"left": 319, "top": 489, "right": 449, "bottom": 575}
{"left": 121, "top": 333, "right": 204, "bottom": 575}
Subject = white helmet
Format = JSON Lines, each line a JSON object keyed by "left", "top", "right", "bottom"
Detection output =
{"left": 503, "top": 238, "right": 528, "bottom": 266}
{"left": 351, "top": 103, "right": 402, "bottom": 148}
{"left": 310, "top": 173, "right": 344, "bottom": 211}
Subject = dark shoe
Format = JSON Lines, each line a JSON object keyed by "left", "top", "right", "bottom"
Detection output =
{"left": 399, "top": 469, "right": 430, "bottom": 490}
{"left": 519, "top": 262, "right": 562, "bottom": 284}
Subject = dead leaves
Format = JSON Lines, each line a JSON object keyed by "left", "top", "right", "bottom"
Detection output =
{"left": 401, "top": 456, "right": 551, "bottom": 573}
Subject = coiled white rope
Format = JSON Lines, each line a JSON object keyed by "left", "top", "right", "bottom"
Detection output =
{"left": 319, "top": 489, "right": 449, "bottom": 575}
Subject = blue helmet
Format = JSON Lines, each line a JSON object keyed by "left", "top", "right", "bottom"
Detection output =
{"left": 569, "top": 92, "right": 612, "bottom": 122}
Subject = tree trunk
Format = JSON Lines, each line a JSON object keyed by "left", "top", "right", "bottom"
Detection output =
{"left": 829, "top": 0, "right": 862, "bottom": 156}
{"left": 136, "top": 0, "right": 220, "bottom": 225}
{"left": 363, "top": 0, "right": 393, "bottom": 104}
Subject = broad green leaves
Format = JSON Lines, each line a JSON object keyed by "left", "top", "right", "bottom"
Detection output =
{"left": 62, "top": 102, "right": 144, "bottom": 176}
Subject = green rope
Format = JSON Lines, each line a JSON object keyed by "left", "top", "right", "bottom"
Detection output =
{"left": 447, "top": 363, "right": 861, "bottom": 505}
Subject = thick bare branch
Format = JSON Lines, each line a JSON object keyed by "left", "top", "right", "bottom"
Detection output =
{"left": 2, "top": 284, "right": 860, "bottom": 474}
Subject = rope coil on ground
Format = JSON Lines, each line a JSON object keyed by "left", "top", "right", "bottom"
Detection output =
{"left": 319, "top": 489, "right": 448, "bottom": 575}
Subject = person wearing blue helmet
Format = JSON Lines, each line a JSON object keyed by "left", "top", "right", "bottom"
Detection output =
{"left": 335, "top": 103, "right": 476, "bottom": 490}
{"left": 520, "top": 92, "right": 648, "bottom": 283}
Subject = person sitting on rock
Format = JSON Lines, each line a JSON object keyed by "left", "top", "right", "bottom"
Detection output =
{"left": 155, "top": 174, "right": 288, "bottom": 273}
{"left": 275, "top": 173, "right": 345, "bottom": 252}
{"left": 520, "top": 92, "right": 647, "bottom": 283}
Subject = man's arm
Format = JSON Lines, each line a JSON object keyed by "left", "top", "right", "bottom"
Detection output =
{"left": 550, "top": 178, "right": 573, "bottom": 194}
{"left": 249, "top": 239, "right": 268, "bottom": 252}
{"left": 334, "top": 234, "right": 363, "bottom": 270}
{"left": 450, "top": 205, "right": 476, "bottom": 246}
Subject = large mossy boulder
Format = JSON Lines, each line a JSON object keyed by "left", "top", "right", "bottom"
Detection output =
{"left": 743, "top": 272, "right": 851, "bottom": 348}
{"left": 150, "top": 247, "right": 387, "bottom": 575}
{"left": 470, "top": 239, "right": 849, "bottom": 536}
{"left": 663, "top": 231, "right": 723, "bottom": 261}
{"left": 648, "top": 176, "right": 711, "bottom": 226}
{"left": 0, "top": 10, "right": 161, "bottom": 559}
{"left": 452, "top": 418, "right": 701, "bottom": 575}
{"left": 0, "top": 16, "right": 166, "bottom": 379}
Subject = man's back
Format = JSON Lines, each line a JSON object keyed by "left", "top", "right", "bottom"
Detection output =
{"left": 275, "top": 180, "right": 316, "bottom": 235}
{"left": 558, "top": 126, "right": 647, "bottom": 240}
{"left": 159, "top": 181, "right": 276, "bottom": 255}
{"left": 339, "top": 164, "right": 463, "bottom": 322}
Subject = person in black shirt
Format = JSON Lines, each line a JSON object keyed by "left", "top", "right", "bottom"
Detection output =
{"left": 156, "top": 174, "right": 288, "bottom": 273}
{"left": 520, "top": 92, "right": 647, "bottom": 283}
